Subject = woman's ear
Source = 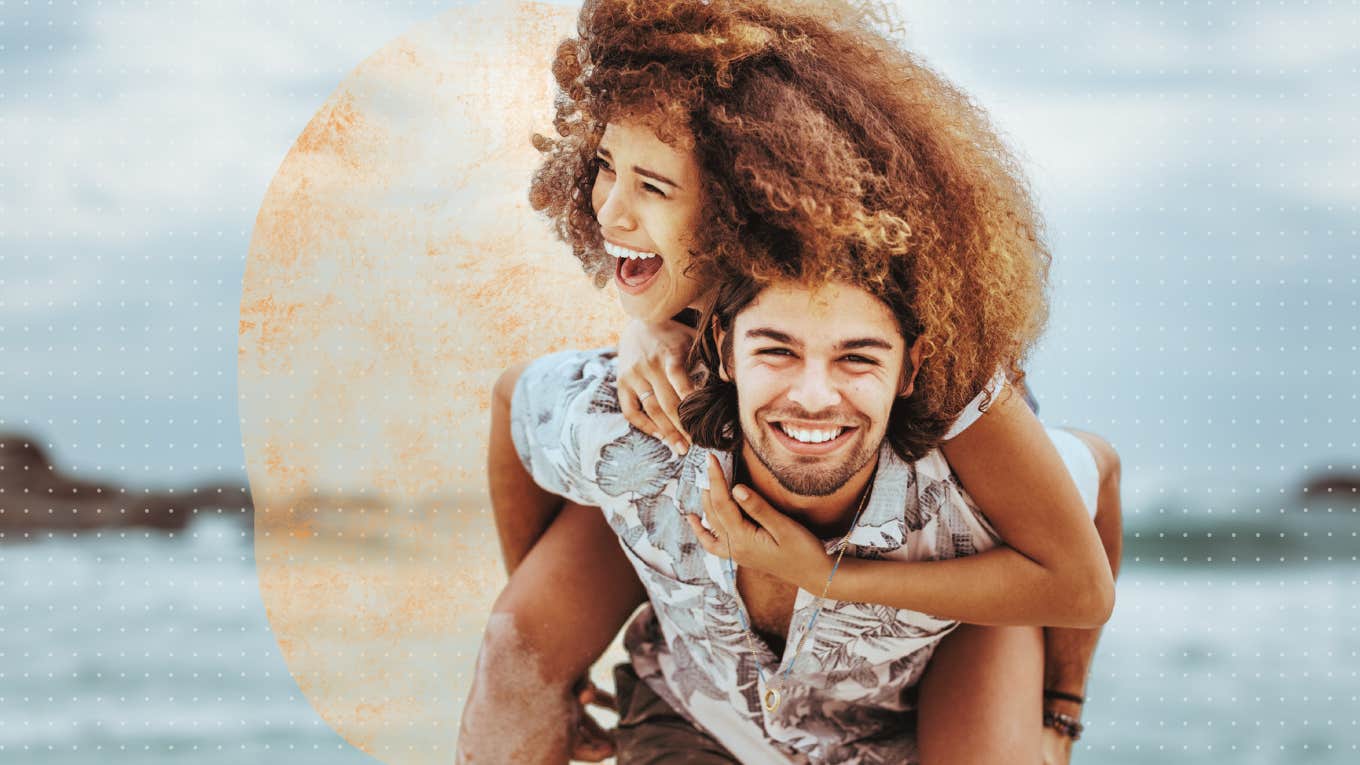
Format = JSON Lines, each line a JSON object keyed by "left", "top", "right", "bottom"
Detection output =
{"left": 898, "top": 336, "right": 926, "bottom": 398}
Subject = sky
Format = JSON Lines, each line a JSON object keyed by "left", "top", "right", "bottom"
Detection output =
{"left": 1, "top": 0, "right": 1356, "bottom": 527}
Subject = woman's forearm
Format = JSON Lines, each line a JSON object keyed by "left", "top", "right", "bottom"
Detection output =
{"left": 825, "top": 547, "right": 1113, "bottom": 629}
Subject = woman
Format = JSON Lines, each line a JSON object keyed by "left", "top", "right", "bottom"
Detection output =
{"left": 461, "top": 0, "right": 1120, "bottom": 762}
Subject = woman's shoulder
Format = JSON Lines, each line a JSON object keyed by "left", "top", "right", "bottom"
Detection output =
{"left": 940, "top": 366, "right": 1009, "bottom": 441}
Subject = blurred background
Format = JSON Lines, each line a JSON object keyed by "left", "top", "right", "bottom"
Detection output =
{"left": 1, "top": 0, "right": 1356, "bottom": 763}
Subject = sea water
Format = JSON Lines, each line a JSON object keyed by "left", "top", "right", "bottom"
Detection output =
{"left": 1, "top": 514, "right": 1356, "bottom": 764}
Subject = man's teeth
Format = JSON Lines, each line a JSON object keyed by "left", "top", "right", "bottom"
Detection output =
{"left": 778, "top": 423, "right": 845, "bottom": 444}
{"left": 604, "top": 241, "right": 659, "bottom": 260}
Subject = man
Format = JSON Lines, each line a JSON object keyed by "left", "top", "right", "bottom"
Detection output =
{"left": 470, "top": 271, "right": 1119, "bottom": 764}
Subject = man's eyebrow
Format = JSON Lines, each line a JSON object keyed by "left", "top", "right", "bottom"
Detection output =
{"left": 745, "top": 328, "right": 895, "bottom": 353}
{"left": 836, "top": 337, "right": 896, "bottom": 353}
{"left": 746, "top": 328, "right": 801, "bottom": 346}
{"left": 596, "top": 148, "right": 683, "bottom": 190}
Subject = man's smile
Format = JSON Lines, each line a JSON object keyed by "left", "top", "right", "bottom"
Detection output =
{"left": 767, "top": 419, "right": 860, "bottom": 456}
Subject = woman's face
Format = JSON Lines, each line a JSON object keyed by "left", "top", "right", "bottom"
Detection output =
{"left": 591, "top": 120, "right": 707, "bottom": 323}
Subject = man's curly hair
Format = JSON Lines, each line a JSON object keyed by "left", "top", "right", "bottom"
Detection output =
{"left": 529, "top": 0, "right": 1051, "bottom": 456}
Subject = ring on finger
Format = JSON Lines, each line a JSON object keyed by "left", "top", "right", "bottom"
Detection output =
{"left": 638, "top": 390, "right": 654, "bottom": 402}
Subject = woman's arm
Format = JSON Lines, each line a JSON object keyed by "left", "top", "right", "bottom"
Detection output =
{"left": 689, "top": 386, "right": 1115, "bottom": 629}
{"left": 829, "top": 545, "right": 1109, "bottom": 629}
{"left": 940, "top": 383, "right": 1114, "bottom": 620}
{"left": 832, "top": 386, "right": 1115, "bottom": 627}
{"left": 832, "top": 383, "right": 1109, "bottom": 623}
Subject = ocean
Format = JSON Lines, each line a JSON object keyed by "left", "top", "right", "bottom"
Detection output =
{"left": 2, "top": 508, "right": 1356, "bottom": 764}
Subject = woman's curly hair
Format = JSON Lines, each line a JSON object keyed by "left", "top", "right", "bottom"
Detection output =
{"left": 529, "top": 0, "right": 1051, "bottom": 457}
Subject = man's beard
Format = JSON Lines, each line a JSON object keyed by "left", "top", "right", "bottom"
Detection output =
{"left": 744, "top": 415, "right": 880, "bottom": 497}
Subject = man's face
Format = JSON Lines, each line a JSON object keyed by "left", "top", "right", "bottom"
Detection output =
{"left": 728, "top": 281, "right": 914, "bottom": 497}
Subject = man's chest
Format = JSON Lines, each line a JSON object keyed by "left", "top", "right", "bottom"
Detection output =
{"left": 736, "top": 566, "right": 799, "bottom": 655}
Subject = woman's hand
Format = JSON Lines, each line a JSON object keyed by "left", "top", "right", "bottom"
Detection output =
{"left": 617, "top": 317, "right": 697, "bottom": 456}
{"left": 685, "top": 454, "right": 832, "bottom": 592}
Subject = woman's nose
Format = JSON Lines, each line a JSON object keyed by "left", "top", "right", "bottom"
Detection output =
{"left": 595, "top": 180, "right": 637, "bottom": 232}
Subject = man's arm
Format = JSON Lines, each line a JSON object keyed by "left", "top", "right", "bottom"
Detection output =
{"left": 462, "top": 351, "right": 649, "bottom": 764}
{"left": 1043, "top": 500, "right": 1121, "bottom": 700}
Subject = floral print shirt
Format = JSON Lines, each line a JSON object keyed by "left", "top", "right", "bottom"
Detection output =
{"left": 510, "top": 348, "right": 1008, "bottom": 765}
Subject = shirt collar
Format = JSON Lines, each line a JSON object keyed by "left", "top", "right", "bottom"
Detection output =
{"left": 842, "top": 442, "right": 912, "bottom": 553}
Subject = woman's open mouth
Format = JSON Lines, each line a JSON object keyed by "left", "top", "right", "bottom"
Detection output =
{"left": 768, "top": 420, "right": 858, "bottom": 456}
{"left": 607, "top": 241, "right": 665, "bottom": 294}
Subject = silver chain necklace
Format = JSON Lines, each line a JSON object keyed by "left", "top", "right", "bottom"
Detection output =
{"left": 721, "top": 463, "right": 876, "bottom": 714}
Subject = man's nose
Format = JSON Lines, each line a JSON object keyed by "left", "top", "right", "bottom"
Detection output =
{"left": 786, "top": 364, "right": 842, "bottom": 412}
{"left": 596, "top": 181, "right": 636, "bottom": 232}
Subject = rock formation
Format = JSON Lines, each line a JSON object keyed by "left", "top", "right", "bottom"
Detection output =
{"left": 0, "top": 433, "right": 253, "bottom": 540}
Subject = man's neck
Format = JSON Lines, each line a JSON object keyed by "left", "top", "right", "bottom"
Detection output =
{"left": 735, "top": 444, "right": 878, "bottom": 541}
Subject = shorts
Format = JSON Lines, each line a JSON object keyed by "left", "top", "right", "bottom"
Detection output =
{"left": 1021, "top": 380, "right": 1100, "bottom": 522}
{"left": 611, "top": 662, "right": 740, "bottom": 764}
{"left": 1046, "top": 427, "right": 1101, "bottom": 520}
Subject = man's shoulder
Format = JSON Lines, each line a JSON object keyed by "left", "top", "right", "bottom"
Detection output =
{"left": 515, "top": 347, "right": 625, "bottom": 419}
{"left": 870, "top": 441, "right": 950, "bottom": 490}
{"left": 849, "top": 443, "right": 1004, "bottom": 555}
{"left": 519, "top": 347, "right": 621, "bottom": 392}
{"left": 510, "top": 348, "right": 700, "bottom": 563}
{"left": 508, "top": 348, "right": 631, "bottom": 505}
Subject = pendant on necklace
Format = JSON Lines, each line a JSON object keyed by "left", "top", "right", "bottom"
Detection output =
{"left": 762, "top": 686, "right": 782, "bottom": 713}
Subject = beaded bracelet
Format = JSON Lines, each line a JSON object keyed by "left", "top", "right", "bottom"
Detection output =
{"left": 1042, "top": 710, "right": 1084, "bottom": 741}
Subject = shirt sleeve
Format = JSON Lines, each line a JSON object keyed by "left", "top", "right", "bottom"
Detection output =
{"left": 941, "top": 366, "right": 1008, "bottom": 441}
{"left": 508, "top": 349, "right": 624, "bottom": 508}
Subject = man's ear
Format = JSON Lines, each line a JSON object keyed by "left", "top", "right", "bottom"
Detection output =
{"left": 709, "top": 316, "right": 732, "bottom": 383}
{"left": 898, "top": 336, "right": 926, "bottom": 398}
{"left": 715, "top": 329, "right": 732, "bottom": 382}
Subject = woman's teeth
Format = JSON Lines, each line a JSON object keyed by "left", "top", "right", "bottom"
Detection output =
{"left": 778, "top": 423, "right": 845, "bottom": 444}
{"left": 604, "top": 241, "right": 659, "bottom": 260}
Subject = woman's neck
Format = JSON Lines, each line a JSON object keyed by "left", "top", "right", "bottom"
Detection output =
{"left": 673, "top": 290, "right": 717, "bottom": 329}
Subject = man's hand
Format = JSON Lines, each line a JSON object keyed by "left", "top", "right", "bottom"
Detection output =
{"left": 568, "top": 676, "right": 618, "bottom": 762}
{"left": 1041, "top": 725, "right": 1075, "bottom": 765}
{"left": 686, "top": 453, "right": 832, "bottom": 591}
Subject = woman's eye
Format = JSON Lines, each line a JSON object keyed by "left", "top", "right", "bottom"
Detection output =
{"left": 757, "top": 348, "right": 795, "bottom": 358}
{"left": 594, "top": 157, "right": 666, "bottom": 197}
{"left": 842, "top": 355, "right": 878, "bottom": 366}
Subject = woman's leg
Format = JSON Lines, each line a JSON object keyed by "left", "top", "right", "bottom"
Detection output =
{"left": 916, "top": 623, "right": 1045, "bottom": 764}
{"left": 917, "top": 429, "right": 1123, "bottom": 765}
{"left": 458, "top": 503, "right": 648, "bottom": 764}
{"left": 458, "top": 363, "right": 649, "bottom": 762}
